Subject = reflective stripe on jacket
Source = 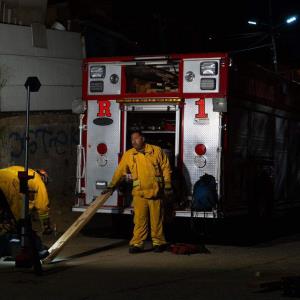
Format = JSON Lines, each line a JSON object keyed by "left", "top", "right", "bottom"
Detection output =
{"left": 109, "top": 144, "right": 171, "bottom": 199}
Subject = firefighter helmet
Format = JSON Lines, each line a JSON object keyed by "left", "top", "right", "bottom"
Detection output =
{"left": 35, "top": 169, "right": 49, "bottom": 185}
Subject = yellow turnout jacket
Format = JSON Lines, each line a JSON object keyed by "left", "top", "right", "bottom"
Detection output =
{"left": 0, "top": 166, "right": 50, "bottom": 221}
{"left": 109, "top": 144, "right": 172, "bottom": 199}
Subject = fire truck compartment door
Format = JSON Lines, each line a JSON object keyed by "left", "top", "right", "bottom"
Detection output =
{"left": 86, "top": 100, "right": 120, "bottom": 205}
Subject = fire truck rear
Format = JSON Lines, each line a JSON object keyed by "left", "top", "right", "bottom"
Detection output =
{"left": 72, "top": 53, "right": 300, "bottom": 219}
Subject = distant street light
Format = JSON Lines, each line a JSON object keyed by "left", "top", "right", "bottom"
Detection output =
{"left": 248, "top": 20, "right": 257, "bottom": 25}
{"left": 248, "top": 8, "right": 298, "bottom": 72}
{"left": 286, "top": 16, "right": 297, "bottom": 24}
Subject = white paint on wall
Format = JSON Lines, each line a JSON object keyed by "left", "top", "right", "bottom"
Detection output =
{"left": 0, "top": 23, "right": 82, "bottom": 111}
{"left": 1, "top": 86, "right": 82, "bottom": 111}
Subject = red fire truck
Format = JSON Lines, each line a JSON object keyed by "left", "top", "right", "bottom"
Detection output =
{"left": 72, "top": 53, "right": 300, "bottom": 219}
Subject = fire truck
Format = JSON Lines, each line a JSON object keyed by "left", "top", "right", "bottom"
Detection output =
{"left": 72, "top": 53, "right": 300, "bottom": 219}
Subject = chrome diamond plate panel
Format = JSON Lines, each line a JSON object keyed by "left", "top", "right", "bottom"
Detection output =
{"left": 183, "top": 98, "right": 220, "bottom": 194}
{"left": 86, "top": 100, "right": 120, "bottom": 205}
{"left": 183, "top": 59, "right": 220, "bottom": 93}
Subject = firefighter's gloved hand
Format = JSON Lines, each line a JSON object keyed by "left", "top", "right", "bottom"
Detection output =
{"left": 43, "top": 226, "right": 53, "bottom": 235}
{"left": 101, "top": 187, "right": 114, "bottom": 195}
{"left": 164, "top": 187, "right": 173, "bottom": 197}
{"left": 42, "top": 218, "right": 53, "bottom": 235}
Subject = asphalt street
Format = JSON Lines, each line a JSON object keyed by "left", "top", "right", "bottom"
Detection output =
{"left": 0, "top": 228, "right": 299, "bottom": 300}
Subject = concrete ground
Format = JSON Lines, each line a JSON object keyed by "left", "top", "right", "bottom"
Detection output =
{"left": 1, "top": 229, "right": 300, "bottom": 300}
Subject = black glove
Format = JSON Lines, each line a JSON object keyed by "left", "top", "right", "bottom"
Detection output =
{"left": 164, "top": 188, "right": 173, "bottom": 197}
{"left": 101, "top": 187, "right": 114, "bottom": 195}
{"left": 42, "top": 218, "right": 53, "bottom": 235}
{"left": 43, "top": 226, "right": 53, "bottom": 235}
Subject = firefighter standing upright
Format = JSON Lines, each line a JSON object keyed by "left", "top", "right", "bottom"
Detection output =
{"left": 103, "top": 130, "right": 172, "bottom": 253}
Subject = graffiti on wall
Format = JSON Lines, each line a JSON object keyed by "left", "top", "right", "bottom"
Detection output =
{"left": 8, "top": 126, "right": 78, "bottom": 158}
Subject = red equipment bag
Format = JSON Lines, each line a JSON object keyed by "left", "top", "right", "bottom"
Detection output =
{"left": 169, "top": 243, "right": 205, "bottom": 255}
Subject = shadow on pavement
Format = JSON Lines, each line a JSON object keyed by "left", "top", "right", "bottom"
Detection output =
{"left": 68, "top": 240, "right": 128, "bottom": 260}
{"left": 256, "top": 276, "right": 300, "bottom": 298}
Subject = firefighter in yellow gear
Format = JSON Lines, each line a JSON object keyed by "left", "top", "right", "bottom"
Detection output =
{"left": 0, "top": 166, "right": 52, "bottom": 235}
{"left": 103, "top": 130, "right": 172, "bottom": 253}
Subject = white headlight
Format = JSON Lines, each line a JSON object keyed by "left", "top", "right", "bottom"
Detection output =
{"left": 110, "top": 74, "right": 119, "bottom": 84}
{"left": 200, "top": 61, "right": 218, "bottom": 76}
{"left": 90, "top": 65, "right": 106, "bottom": 78}
{"left": 185, "top": 71, "right": 195, "bottom": 82}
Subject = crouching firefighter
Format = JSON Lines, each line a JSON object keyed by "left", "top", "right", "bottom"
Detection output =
{"left": 0, "top": 166, "right": 53, "bottom": 235}
{"left": 0, "top": 189, "right": 48, "bottom": 260}
{"left": 102, "top": 130, "right": 172, "bottom": 253}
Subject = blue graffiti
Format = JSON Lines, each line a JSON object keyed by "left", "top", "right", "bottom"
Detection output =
{"left": 8, "top": 127, "right": 78, "bottom": 158}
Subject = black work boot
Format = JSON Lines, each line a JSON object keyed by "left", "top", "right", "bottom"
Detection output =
{"left": 129, "top": 246, "right": 143, "bottom": 254}
{"left": 153, "top": 244, "right": 168, "bottom": 253}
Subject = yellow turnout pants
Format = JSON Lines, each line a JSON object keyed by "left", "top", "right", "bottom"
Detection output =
{"left": 130, "top": 196, "right": 166, "bottom": 248}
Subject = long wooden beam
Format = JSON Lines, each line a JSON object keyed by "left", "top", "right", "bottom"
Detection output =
{"left": 43, "top": 192, "right": 111, "bottom": 264}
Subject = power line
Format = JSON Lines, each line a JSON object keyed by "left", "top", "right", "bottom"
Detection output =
{"left": 230, "top": 43, "right": 272, "bottom": 54}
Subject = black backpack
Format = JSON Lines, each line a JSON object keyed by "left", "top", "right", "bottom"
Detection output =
{"left": 192, "top": 174, "right": 218, "bottom": 211}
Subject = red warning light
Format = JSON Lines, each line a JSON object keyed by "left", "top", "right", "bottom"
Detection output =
{"left": 97, "top": 143, "right": 107, "bottom": 155}
{"left": 195, "top": 144, "right": 206, "bottom": 156}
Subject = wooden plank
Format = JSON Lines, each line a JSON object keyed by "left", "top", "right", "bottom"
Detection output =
{"left": 42, "top": 192, "right": 111, "bottom": 264}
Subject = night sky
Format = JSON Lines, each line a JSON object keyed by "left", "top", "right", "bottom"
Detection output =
{"left": 61, "top": 0, "right": 300, "bottom": 69}
{"left": 112, "top": 1, "right": 300, "bottom": 68}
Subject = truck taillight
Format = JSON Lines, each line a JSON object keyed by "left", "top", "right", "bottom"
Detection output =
{"left": 97, "top": 143, "right": 107, "bottom": 155}
{"left": 195, "top": 144, "right": 206, "bottom": 156}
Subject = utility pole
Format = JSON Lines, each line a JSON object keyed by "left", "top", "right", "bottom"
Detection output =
{"left": 248, "top": 1, "right": 297, "bottom": 73}
{"left": 268, "top": 0, "right": 278, "bottom": 72}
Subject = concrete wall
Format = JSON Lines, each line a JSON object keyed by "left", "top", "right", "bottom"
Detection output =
{"left": 0, "top": 23, "right": 82, "bottom": 111}
{"left": 0, "top": 112, "right": 79, "bottom": 199}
